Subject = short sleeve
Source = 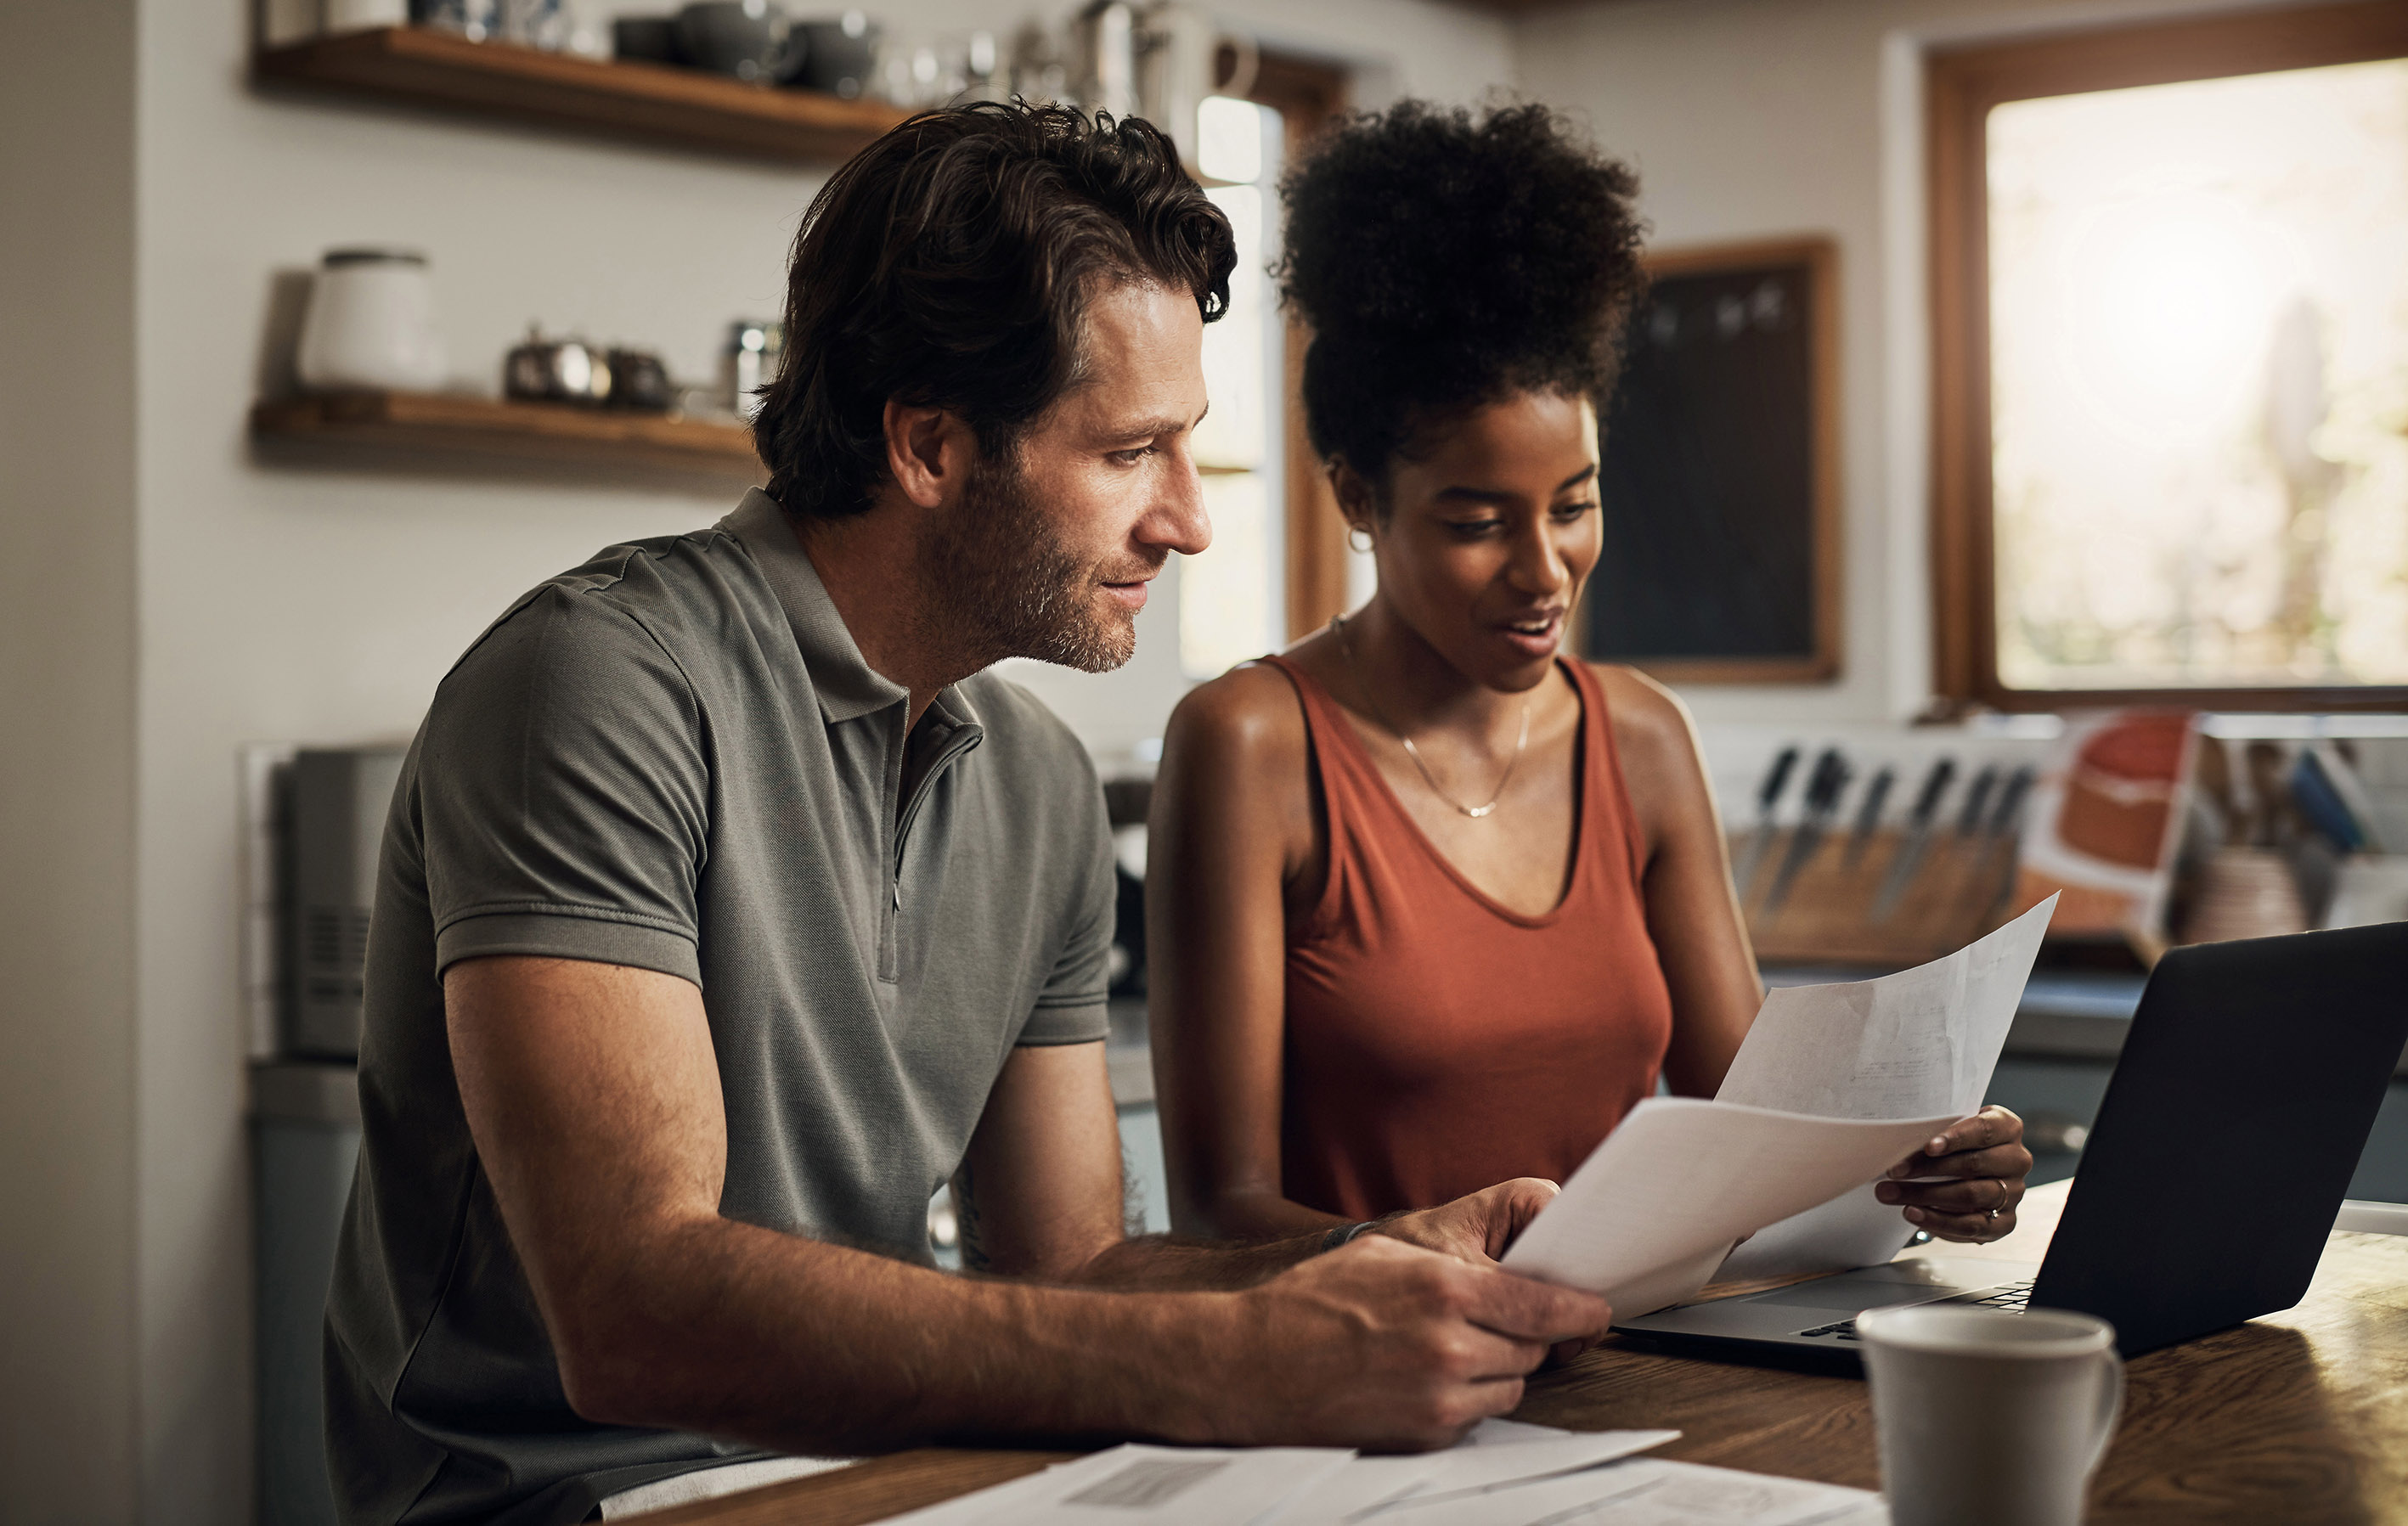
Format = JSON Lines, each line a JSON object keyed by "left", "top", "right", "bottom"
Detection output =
{"left": 1016, "top": 785, "right": 1114, "bottom": 1046}
{"left": 418, "top": 588, "right": 708, "bottom": 987}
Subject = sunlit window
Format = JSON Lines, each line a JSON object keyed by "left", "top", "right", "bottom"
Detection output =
{"left": 1179, "top": 97, "right": 1285, "bottom": 681}
{"left": 1986, "top": 58, "right": 2408, "bottom": 691}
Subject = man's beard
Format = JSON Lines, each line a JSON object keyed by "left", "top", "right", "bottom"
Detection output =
{"left": 918, "top": 452, "right": 1153, "bottom": 674}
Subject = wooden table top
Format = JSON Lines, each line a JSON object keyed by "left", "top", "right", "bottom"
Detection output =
{"left": 640, "top": 1182, "right": 2408, "bottom": 1525}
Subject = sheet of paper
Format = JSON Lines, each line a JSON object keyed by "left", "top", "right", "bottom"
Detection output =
{"left": 1375, "top": 1457, "right": 1884, "bottom": 1526}
{"left": 891, "top": 1444, "right": 1351, "bottom": 1526}
{"left": 1502, "top": 1098, "right": 1961, "bottom": 1315}
{"left": 1712, "top": 896, "right": 2056, "bottom": 1281}
{"left": 1266, "top": 1427, "right": 1678, "bottom": 1524}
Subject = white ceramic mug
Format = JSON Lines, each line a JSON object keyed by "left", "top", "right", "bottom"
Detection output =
{"left": 1858, "top": 1304, "right": 2123, "bottom": 1526}
{"left": 296, "top": 248, "right": 447, "bottom": 393}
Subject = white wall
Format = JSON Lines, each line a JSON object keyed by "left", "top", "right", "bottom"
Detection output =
{"left": 1514, "top": 0, "right": 2322, "bottom": 733}
{"left": 0, "top": 3, "right": 142, "bottom": 1518}
{"left": 94, "top": 3, "right": 1517, "bottom": 1522}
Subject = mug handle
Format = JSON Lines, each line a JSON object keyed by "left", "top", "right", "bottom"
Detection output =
{"left": 2087, "top": 1346, "right": 2126, "bottom": 1473}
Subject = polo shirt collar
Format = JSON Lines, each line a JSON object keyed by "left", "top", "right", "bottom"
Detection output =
{"left": 723, "top": 488, "right": 910, "bottom": 724}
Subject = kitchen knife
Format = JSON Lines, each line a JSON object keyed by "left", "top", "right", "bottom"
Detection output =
{"left": 1841, "top": 765, "right": 1897, "bottom": 870}
{"left": 1869, "top": 757, "right": 1958, "bottom": 924}
{"left": 1952, "top": 763, "right": 2000, "bottom": 841}
{"left": 1731, "top": 745, "right": 1802, "bottom": 898}
{"left": 1758, "top": 747, "right": 1853, "bottom": 917}
{"left": 1964, "top": 763, "right": 2038, "bottom": 922}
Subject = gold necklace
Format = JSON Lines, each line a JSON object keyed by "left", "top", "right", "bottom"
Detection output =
{"left": 1334, "top": 613, "right": 1531, "bottom": 820}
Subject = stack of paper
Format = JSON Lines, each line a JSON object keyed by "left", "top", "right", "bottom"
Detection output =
{"left": 876, "top": 1424, "right": 1883, "bottom": 1525}
{"left": 1496, "top": 898, "right": 2056, "bottom": 1312}
{"left": 1712, "top": 896, "right": 2056, "bottom": 1281}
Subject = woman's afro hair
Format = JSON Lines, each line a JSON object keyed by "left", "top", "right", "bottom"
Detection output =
{"left": 1277, "top": 101, "right": 1646, "bottom": 485}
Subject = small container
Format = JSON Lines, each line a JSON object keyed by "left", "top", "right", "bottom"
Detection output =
{"left": 606, "top": 347, "right": 675, "bottom": 412}
{"left": 295, "top": 248, "right": 447, "bottom": 393}
{"left": 724, "top": 320, "right": 782, "bottom": 420}
{"left": 504, "top": 328, "right": 612, "bottom": 406}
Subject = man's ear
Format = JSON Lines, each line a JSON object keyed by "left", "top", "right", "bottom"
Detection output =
{"left": 882, "top": 400, "right": 974, "bottom": 509}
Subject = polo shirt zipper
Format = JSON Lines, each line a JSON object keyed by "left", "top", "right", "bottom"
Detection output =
{"left": 880, "top": 724, "right": 984, "bottom": 978}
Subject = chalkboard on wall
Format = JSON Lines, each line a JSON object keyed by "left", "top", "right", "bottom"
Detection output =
{"left": 1582, "top": 237, "right": 1840, "bottom": 684}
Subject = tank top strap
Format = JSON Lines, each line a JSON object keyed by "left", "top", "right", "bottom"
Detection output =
{"left": 1252, "top": 653, "right": 1401, "bottom": 932}
{"left": 1562, "top": 659, "right": 1649, "bottom": 893}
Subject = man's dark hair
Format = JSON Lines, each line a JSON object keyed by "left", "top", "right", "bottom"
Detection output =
{"left": 756, "top": 101, "right": 1238, "bottom": 520}
{"left": 1277, "top": 102, "right": 1647, "bottom": 500}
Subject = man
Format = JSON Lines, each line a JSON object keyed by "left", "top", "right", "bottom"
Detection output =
{"left": 324, "top": 103, "right": 1611, "bottom": 1526}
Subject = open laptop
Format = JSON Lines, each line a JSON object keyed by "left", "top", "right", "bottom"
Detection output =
{"left": 1614, "top": 921, "right": 2408, "bottom": 1363}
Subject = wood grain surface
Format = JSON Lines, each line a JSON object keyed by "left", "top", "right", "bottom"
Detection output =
{"left": 250, "top": 391, "right": 766, "bottom": 490}
{"left": 253, "top": 26, "right": 905, "bottom": 165}
{"left": 630, "top": 1181, "right": 2408, "bottom": 1523}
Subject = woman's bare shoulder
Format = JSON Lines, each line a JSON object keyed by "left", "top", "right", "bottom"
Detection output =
{"left": 1586, "top": 662, "right": 1700, "bottom": 769}
{"left": 1164, "top": 661, "right": 1311, "bottom": 774}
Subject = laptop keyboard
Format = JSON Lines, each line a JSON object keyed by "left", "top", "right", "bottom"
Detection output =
{"left": 1795, "top": 1279, "right": 2033, "bottom": 1341}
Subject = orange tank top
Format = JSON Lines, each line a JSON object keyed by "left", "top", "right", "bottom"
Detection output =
{"left": 1264, "top": 655, "right": 1674, "bottom": 1220}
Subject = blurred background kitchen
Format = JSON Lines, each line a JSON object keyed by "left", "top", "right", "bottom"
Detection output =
{"left": 7, "top": 0, "right": 2408, "bottom": 1519}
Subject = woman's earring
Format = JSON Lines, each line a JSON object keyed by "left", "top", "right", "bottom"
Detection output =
{"left": 1346, "top": 526, "right": 1373, "bottom": 554}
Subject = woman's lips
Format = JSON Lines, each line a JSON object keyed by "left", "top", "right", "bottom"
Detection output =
{"left": 1497, "top": 611, "right": 1565, "bottom": 658}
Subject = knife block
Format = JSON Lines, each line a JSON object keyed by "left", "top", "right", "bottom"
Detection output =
{"left": 1732, "top": 828, "right": 2021, "bottom": 968}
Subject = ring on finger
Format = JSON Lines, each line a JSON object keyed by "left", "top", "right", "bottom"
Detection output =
{"left": 1984, "top": 1181, "right": 2007, "bottom": 1223}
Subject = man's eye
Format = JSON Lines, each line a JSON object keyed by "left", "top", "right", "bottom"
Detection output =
{"left": 1108, "top": 445, "right": 1158, "bottom": 466}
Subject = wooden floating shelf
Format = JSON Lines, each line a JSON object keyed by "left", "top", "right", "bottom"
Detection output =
{"left": 252, "top": 25, "right": 908, "bottom": 164}
{"left": 251, "top": 390, "right": 764, "bottom": 490}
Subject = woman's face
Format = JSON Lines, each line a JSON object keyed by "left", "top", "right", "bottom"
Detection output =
{"left": 1358, "top": 390, "right": 1603, "bottom": 691}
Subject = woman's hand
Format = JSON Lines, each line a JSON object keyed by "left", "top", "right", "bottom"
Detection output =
{"left": 1875, "top": 1105, "right": 2033, "bottom": 1242}
{"left": 1374, "top": 1178, "right": 1563, "bottom": 1265}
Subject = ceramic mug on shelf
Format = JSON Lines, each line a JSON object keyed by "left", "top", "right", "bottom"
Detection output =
{"left": 1859, "top": 1304, "right": 2123, "bottom": 1526}
{"left": 295, "top": 248, "right": 447, "bottom": 393}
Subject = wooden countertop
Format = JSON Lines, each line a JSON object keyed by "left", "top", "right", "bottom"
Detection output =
{"left": 632, "top": 1180, "right": 2408, "bottom": 1524}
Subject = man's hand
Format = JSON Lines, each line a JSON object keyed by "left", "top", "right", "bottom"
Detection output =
{"left": 1198, "top": 1236, "right": 1612, "bottom": 1451}
{"left": 1875, "top": 1105, "right": 2033, "bottom": 1242}
{"left": 1373, "top": 1179, "right": 1561, "bottom": 1264}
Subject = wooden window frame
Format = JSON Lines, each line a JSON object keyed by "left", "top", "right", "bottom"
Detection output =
{"left": 1927, "top": 0, "right": 2408, "bottom": 713}
{"left": 1240, "top": 53, "right": 1352, "bottom": 640}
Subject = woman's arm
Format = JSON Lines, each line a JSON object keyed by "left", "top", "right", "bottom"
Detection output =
{"left": 1148, "top": 665, "right": 1345, "bottom": 1242}
{"left": 1594, "top": 667, "right": 1765, "bottom": 1097}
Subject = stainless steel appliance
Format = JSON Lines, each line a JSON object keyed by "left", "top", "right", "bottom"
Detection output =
{"left": 283, "top": 747, "right": 404, "bottom": 1060}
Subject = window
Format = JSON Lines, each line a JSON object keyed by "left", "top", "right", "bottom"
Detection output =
{"left": 1176, "top": 96, "right": 1286, "bottom": 681}
{"left": 1929, "top": 1, "right": 2408, "bottom": 710}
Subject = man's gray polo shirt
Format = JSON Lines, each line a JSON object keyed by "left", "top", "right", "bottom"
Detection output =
{"left": 324, "top": 489, "right": 1115, "bottom": 1526}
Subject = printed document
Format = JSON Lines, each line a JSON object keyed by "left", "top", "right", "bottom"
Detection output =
{"left": 1266, "top": 1425, "right": 1678, "bottom": 1524}
{"left": 1713, "top": 896, "right": 2057, "bottom": 1281}
{"left": 1367, "top": 1456, "right": 1884, "bottom": 1525}
{"left": 1501, "top": 1098, "right": 1960, "bottom": 1315}
{"left": 879, "top": 1421, "right": 1681, "bottom": 1526}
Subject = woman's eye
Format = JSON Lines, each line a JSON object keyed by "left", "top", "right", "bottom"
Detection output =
{"left": 1446, "top": 519, "right": 1503, "bottom": 538}
{"left": 1554, "top": 500, "right": 1601, "bottom": 521}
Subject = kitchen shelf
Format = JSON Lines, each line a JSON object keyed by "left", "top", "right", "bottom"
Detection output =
{"left": 251, "top": 390, "right": 764, "bottom": 489}
{"left": 251, "top": 25, "right": 907, "bottom": 164}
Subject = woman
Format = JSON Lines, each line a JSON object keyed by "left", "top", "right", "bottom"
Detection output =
{"left": 1148, "top": 102, "right": 2028, "bottom": 1259}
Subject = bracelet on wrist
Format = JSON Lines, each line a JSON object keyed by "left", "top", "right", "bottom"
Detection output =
{"left": 1320, "top": 1220, "right": 1378, "bottom": 1254}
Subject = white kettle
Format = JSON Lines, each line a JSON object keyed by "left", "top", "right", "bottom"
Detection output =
{"left": 296, "top": 248, "right": 448, "bottom": 393}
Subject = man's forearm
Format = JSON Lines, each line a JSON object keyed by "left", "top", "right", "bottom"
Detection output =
{"left": 1060, "top": 1228, "right": 1340, "bottom": 1291}
{"left": 554, "top": 1212, "right": 1238, "bottom": 1454}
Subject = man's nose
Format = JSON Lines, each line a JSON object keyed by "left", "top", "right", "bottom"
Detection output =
{"left": 1142, "top": 451, "right": 1213, "bottom": 558}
